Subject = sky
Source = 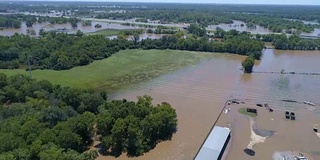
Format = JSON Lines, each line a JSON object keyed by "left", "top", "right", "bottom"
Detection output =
{"left": 10, "top": 0, "right": 320, "bottom": 5}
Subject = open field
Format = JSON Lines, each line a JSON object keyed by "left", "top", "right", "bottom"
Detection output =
{"left": 1, "top": 49, "right": 215, "bottom": 92}
{"left": 85, "top": 29, "right": 142, "bottom": 36}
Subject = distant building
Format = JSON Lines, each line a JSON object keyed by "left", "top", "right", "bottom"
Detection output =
{"left": 194, "top": 126, "right": 231, "bottom": 160}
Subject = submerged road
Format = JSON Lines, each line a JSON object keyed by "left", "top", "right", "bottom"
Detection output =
{"left": 253, "top": 71, "right": 320, "bottom": 76}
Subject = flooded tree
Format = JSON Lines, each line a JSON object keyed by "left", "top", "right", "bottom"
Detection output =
{"left": 242, "top": 56, "right": 255, "bottom": 73}
{"left": 82, "top": 20, "right": 92, "bottom": 26}
{"left": 187, "top": 23, "right": 206, "bottom": 37}
{"left": 94, "top": 24, "right": 102, "bottom": 28}
{"left": 132, "top": 33, "right": 140, "bottom": 45}
{"left": 97, "top": 95, "right": 178, "bottom": 157}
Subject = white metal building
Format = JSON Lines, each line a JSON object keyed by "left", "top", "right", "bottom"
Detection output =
{"left": 194, "top": 126, "right": 231, "bottom": 160}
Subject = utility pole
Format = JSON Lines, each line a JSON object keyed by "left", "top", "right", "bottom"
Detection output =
{"left": 27, "top": 53, "right": 32, "bottom": 78}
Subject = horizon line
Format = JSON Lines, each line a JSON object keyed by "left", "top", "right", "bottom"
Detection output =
{"left": 1, "top": 0, "right": 320, "bottom": 6}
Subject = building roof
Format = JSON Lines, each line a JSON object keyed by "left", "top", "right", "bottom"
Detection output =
{"left": 195, "top": 126, "right": 230, "bottom": 160}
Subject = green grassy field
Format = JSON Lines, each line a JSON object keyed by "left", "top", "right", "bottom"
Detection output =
{"left": 85, "top": 29, "right": 141, "bottom": 36}
{"left": 1, "top": 49, "right": 215, "bottom": 92}
{"left": 238, "top": 108, "right": 257, "bottom": 117}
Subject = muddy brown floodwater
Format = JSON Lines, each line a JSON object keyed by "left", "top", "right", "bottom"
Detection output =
{"left": 99, "top": 49, "right": 320, "bottom": 160}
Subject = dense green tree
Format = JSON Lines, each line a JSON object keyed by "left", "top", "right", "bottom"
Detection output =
{"left": 0, "top": 74, "right": 7, "bottom": 89}
{"left": 109, "top": 118, "right": 126, "bottom": 156}
{"left": 76, "top": 30, "right": 84, "bottom": 37}
{"left": 55, "top": 130, "right": 82, "bottom": 151}
{"left": 241, "top": 56, "right": 255, "bottom": 73}
{"left": 82, "top": 20, "right": 92, "bottom": 26}
{"left": 83, "top": 150, "right": 99, "bottom": 160}
{"left": 39, "top": 107, "right": 68, "bottom": 128}
{"left": 0, "top": 133, "right": 23, "bottom": 152}
{"left": 0, "top": 41, "right": 180, "bottom": 158}
{"left": 97, "top": 112, "right": 114, "bottom": 136}
{"left": 250, "top": 51, "right": 263, "bottom": 60}
{"left": 132, "top": 33, "right": 140, "bottom": 45}
{"left": 187, "top": 24, "right": 206, "bottom": 37}
{"left": 261, "top": 33, "right": 320, "bottom": 50}
{"left": 97, "top": 95, "right": 177, "bottom": 157}
{"left": 12, "top": 148, "right": 32, "bottom": 160}
{"left": 78, "top": 93, "right": 104, "bottom": 114}
{"left": 100, "top": 91, "right": 107, "bottom": 101}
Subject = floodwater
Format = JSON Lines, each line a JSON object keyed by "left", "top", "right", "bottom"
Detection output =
{"left": 0, "top": 20, "right": 167, "bottom": 39}
{"left": 0, "top": 11, "right": 73, "bottom": 17}
{"left": 102, "top": 49, "right": 320, "bottom": 160}
{"left": 2, "top": 18, "right": 319, "bottom": 37}
{"left": 302, "top": 28, "right": 320, "bottom": 37}
{"left": 107, "top": 34, "right": 166, "bottom": 40}
{"left": 82, "top": 17, "right": 188, "bottom": 28}
{"left": 285, "top": 19, "right": 319, "bottom": 25}
{"left": 0, "top": 21, "right": 145, "bottom": 36}
{"left": 207, "top": 20, "right": 320, "bottom": 37}
{"left": 207, "top": 20, "right": 272, "bottom": 34}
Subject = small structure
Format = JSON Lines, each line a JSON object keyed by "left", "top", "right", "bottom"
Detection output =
{"left": 285, "top": 111, "right": 290, "bottom": 119}
{"left": 295, "top": 153, "right": 308, "bottom": 160}
{"left": 247, "top": 108, "right": 257, "bottom": 114}
{"left": 264, "top": 104, "right": 273, "bottom": 112}
{"left": 290, "top": 112, "right": 296, "bottom": 120}
{"left": 303, "top": 101, "right": 315, "bottom": 106}
{"left": 230, "top": 99, "right": 240, "bottom": 104}
{"left": 244, "top": 148, "right": 255, "bottom": 156}
{"left": 194, "top": 126, "right": 231, "bottom": 160}
{"left": 313, "top": 127, "right": 318, "bottom": 133}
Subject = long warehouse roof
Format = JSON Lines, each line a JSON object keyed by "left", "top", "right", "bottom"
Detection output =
{"left": 195, "top": 126, "right": 230, "bottom": 160}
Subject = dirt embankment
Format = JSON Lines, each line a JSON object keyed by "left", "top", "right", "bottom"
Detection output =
{"left": 247, "top": 117, "right": 275, "bottom": 150}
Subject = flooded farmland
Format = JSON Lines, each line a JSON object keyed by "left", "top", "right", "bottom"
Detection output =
{"left": 207, "top": 20, "right": 320, "bottom": 37}
{"left": 0, "top": 21, "right": 145, "bottom": 36}
{"left": 207, "top": 20, "right": 272, "bottom": 35}
{"left": 102, "top": 49, "right": 320, "bottom": 160}
{"left": 0, "top": 20, "right": 168, "bottom": 40}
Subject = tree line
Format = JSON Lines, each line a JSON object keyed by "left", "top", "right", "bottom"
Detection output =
{"left": 95, "top": 6, "right": 320, "bottom": 33}
{"left": 2, "top": 26, "right": 319, "bottom": 71}
{"left": 141, "top": 30, "right": 264, "bottom": 58}
{"left": 0, "top": 15, "right": 21, "bottom": 29}
{"left": 259, "top": 33, "right": 320, "bottom": 50}
{"left": 0, "top": 14, "right": 80, "bottom": 29}
{"left": 0, "top": 28, "right": 264, "bottom": 70}
{"left": 0, "top": 32, "right": 129, "bottom": 70}
{"left": 2, "top": 1, "right": 320, "bottom": 32}
{"left": 0, "top": 73, "right": 177, "bottom": 159}
{"left": 2, "top": 2, "right": 320, "bottom": 22}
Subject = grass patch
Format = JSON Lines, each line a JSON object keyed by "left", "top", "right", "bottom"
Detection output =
{"left": 1, "top": 49, "right": 215, "bottom": 92}
{"left": 86, "top": 29, "right": 141, "bottom": 36}
{"left": 238, "top": 108, "right": 257, "bottom": 117}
